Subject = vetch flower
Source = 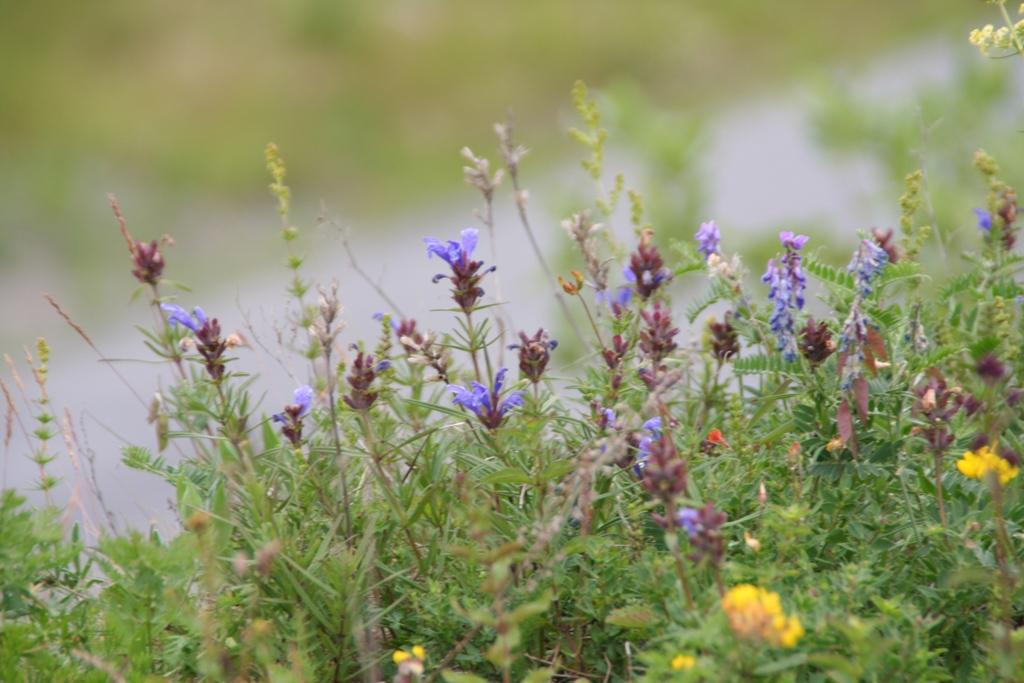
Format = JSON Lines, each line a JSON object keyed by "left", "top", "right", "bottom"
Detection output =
{"left": 722, "top": 584, "right": 804, "bottom": 648}
{"left": 272, "top": 385, "right": 314, "bottom": 446}
{"left": 847, "top": 238, "right": 888, "bottom": 297}
{"left": 448, "top": 367, "right": 524, "bottom": 430}
{"left": 956, "top": 444, "right": 1020, "bottom": 485}
{"left": 393, "top": 645, "right": 426, "bottom": 680}
{"left": 695, "top": 219, "right": 720, "bottom": 259}
{"left": 761, "top": 232, "right": 808, "bottom": 361}
{"left": 424, "top": 227, "right": 496, "bottom": 312}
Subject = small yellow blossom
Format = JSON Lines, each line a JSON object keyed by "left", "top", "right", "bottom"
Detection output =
{"left": 671, "top": 654, "right": 696, "bottom": 671}
{"left": 956, "top": 444, "right": 1019, "bottom": 485}
{"left": 722, "top": 584, "right": 804, "bottom": 648}
{"left": 392, "top": 645, "right": 426, "bottom": 664}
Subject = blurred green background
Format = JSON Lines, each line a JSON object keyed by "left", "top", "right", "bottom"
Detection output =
{"left": 0, "top": 1, "right": 993, "bottom": 343}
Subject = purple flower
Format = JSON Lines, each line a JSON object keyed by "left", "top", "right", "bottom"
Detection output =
{"left": 624, "top": 231, "right": 672, "bottom": 299}
{"left": 695, "top": 220, "right": 720, "bottom": 259}
{"left": 373, "top": 311, "right": 400, "bottom": 332}
{"left": 272, "top": 385, "right": 314, "bottom": 446}
{"left": 974, "top": 208, "right": 993, "bottom": 234}
{"left": 425, "top": 228, "right": 495, "bottom": 312}
{"left": 448, "top": 367, "right": 524, "bottom": 430}
{"left": 762, "top": 232, "right": 808, "bottom": 362}
{"left": 634, "top": 417, "right": 664, "bottom": 476}
{"left": 779, "top": 231, "right": 810, "bottom": 250}
{"left": 676, "top": 507, "right": 700, "bottom": 536}
{"left": 509, "top": 329, "right": 557, "bottom": 384}
{"left": 161, "top": 303, "right": 207, "bottom": 333}
{"left": 425, "top": 227, "right": 478, "bottom": 267}
{"left": 676, "top": 503, "right": 727, "bottom": 566}
{"left": 847, "top": 239, "right": 888, "bottom": 297}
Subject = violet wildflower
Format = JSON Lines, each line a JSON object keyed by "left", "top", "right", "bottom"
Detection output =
{"left": 676, "top": 503, "right": 727, "bottom": 566}
{"left": 593, "top": 403, "right": 617, "bottom": 431}
{"left": 847, "top": 238, "right": 888, "bottom": 297}
{"left": 425, "top": 227, "right": 496, "bottom": 312}
{"left": 272, "top": 385, "right": 314, "bottom": 446}
{"left": 634, "top": 416, "right": 663, "bottom": 476}
{"left": 642, "top": 434, "right": 689, "bottom": 526}
{"left": 761, "top": 231, "right": 808, "bottom": 362}
{"left": 161, "top": 303, "right": 229, "bottom": 380}
{"left": 595, "top": 286, "right": 633, "bottom": 317}
{"left": 974, "top": 208, "right": 992, "bottom": 234}
{"left": 509, "top": 328, "right": 557, "bottom": 384}
{"left": 872, "top": 228, "right": 900, "bottom": 264}
{"left": 448, "top": 367, "right": 524, "bottom": 430}
{"left": 624, "top": 229, "right": 672, "bottom": 299}
{"left": 344, "top": 349, "right": 390, "bottom": 411}
{"left": 695, "top": 220, "right": 720, "bottom": 259}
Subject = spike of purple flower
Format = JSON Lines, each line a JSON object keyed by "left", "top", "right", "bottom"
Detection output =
{"left": 762, "top": 231, "right": 808, "bottom": 362}
{"left": 424, "top": 228, "right": 495, "bottom": 312}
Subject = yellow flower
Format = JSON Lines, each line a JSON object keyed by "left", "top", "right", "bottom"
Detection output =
{"left": 671, "top": 654, "right": 696, "bottom": 671}
{"left": 722, "top": 584, "right": 804, "bottom": 648}
{"left": 956, "top": 444, "right": 1019, "bottom": 485}
{"left": 392, "top": 645, "right": 426, "bottom": 664}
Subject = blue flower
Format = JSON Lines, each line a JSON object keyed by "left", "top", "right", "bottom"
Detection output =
{"left": 595, "top": 286, "right": 633, "bottom": 310}
{"left": 676, "top": 507, "right": 700, "bottom": 537}
{"left": 695, "top": 220, "right": 720, "bottom": 259}
{"left": 272, "top": 385, "right": 314, "bottom": 445}
{"left": 448, "top": 367, "right": 524, "bottom": 429}
{"left": 161, "top": 303, "right": 207, "bottom": 333}
{"left": 974, "top": 208, "right": 993, "bottom": 234}
{"left": 847, "top": 239, "right": 888, "bottom": 297}
{"left": 424, "top": 228, "right": 478, "bottom": 268}
{"left": 761, "top": 232, "right": 808, "bottom": 362}
{"left": 424, "top": 228, "right": 494, "bottom": 312}
{"left": 272, "top": 385, "right": 314, "bottom": 424}
{"left": 634, "top": 417, "right": 664, "bottom": 476}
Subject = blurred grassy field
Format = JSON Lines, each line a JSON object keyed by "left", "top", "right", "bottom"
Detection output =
{"left": 0, "top": 1, "right": 982, "bottom": 317}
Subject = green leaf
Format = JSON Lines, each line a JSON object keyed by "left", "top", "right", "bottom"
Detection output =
{"left": 482, "top": 468, "right": 532, "bottom": 486}
{"left": 752, "top": 653, "right": 808, "bottom": 675}
{"left": 605, "top": 605, "right": 657, "bottom": 629}
{"left": 442, "top": 673, "right": 489, "bottom": 683}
